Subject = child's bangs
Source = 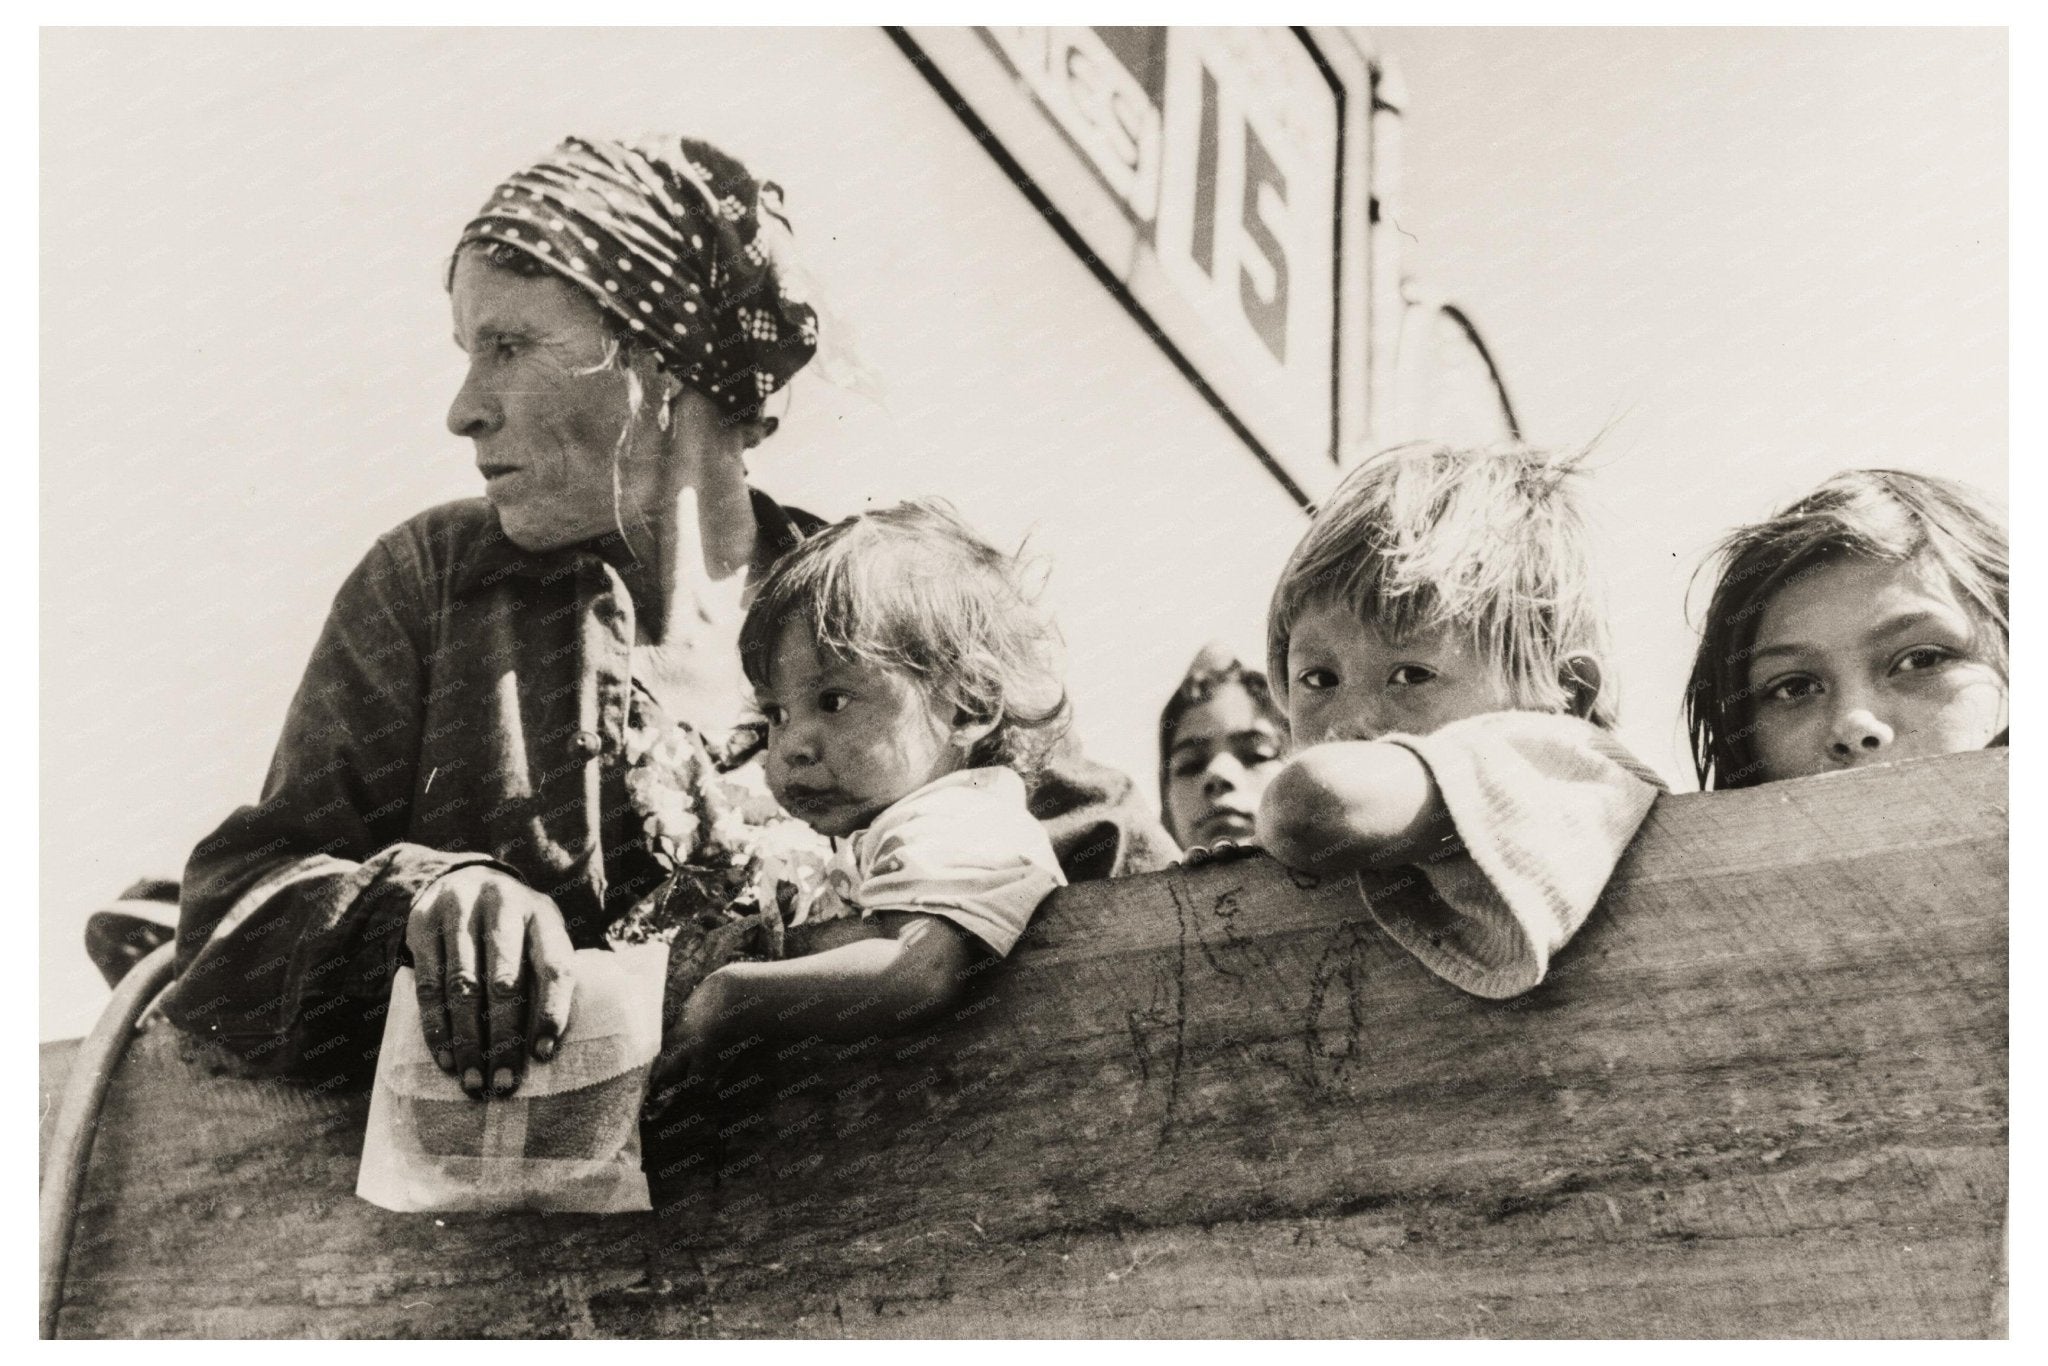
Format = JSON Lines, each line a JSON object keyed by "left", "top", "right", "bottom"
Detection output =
{"left": 1359, "top": 499, "right": 1598, "bottom": 710}
{"left": 797, "top": 542, "right": 937, "bottom": 682}
{"left": 739, "top": 539, "right": 919, "bottom": 690}
{"left": 1269, "top": 443, "right": 1607, "bottom": 715}
{"left": 1326, "top": 550, "right": 1448, "bottom": 649}
{"left": 1914, "top": 533, "right": 2010, "bottom": 677}
{"left": 1726, "top": 485, "right": 2008, "bottom": 672}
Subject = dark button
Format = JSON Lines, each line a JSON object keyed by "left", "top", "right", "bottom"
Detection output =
{"left": 574, "top": 731, "right": 603, "bottom": 757}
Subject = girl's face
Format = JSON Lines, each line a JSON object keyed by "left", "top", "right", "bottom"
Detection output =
{"left": 1285, "top": 600, "right": 1521, "bottom": 746}
{"left": 1745, "top": 555, "right": 2007, "bottom": 784}
{"left": 758, "top": 624, "right": 974, "bottom": 837}
{"left": 1165, "top": 683, "right": 1286, "bottom": 848}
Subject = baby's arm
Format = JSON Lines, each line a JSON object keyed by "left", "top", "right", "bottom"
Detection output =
{"left": 1256, "top": 741, "right": 1457, "bottom": 877}
{"left": 663, "top": 912, "right": 977, "bottom": 1083}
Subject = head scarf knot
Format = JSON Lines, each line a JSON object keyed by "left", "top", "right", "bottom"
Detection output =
{"left": 457, "top": 135, "right": 819, "bottom": 418}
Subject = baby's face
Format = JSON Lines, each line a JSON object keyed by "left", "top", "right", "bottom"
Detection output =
{"left": 757, "top": 624, "right": 966, "bottom": 838}
{"left": 1745, "top": 555, "right": 2006, "bottom": 784}
{"left": 1284, "top": 600, "right": 1521, "bottom": 745}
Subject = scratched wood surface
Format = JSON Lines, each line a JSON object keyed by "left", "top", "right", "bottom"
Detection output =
{"left": 42, "top": 748, "right": 2007, "bottom": 1338}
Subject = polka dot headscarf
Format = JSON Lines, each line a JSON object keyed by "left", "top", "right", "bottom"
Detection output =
{"left": 457, "top": 135, "right": 820, "bottom": 418}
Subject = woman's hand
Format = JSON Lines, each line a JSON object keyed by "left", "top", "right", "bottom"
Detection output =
{"left": 406, "top": 865, "right": 576, "bottom": 1099}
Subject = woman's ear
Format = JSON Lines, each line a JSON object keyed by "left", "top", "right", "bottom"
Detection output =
{"left": 661, "top": 385, "right": 769, "bottom": 455}
{"left": 949, "top": 705, "right": 1000, "bottom": 756}
{"left": 1559, "top": 654, "right": 1605, "bottom": 721}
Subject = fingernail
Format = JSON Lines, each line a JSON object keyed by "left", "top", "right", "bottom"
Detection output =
{"left": 435, "top": 1050, "right": 454, "bottom": 1072}
{"left": 534, "top": 1036, "right": 556, "bottom": 1062}
{"left": 463, "top": 1067, "right": 483, "bottom": 1093}
{"left": 492, "top": 1067, "right": 515, "bottom": 1094}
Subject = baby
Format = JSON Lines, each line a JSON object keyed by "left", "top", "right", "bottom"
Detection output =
{"left": 652, "top": 500, "right": 1070, "bottom": 1092}
{"left": 1254, "top": 443, "right": 1665, "bottom": 998}
{"left": 1684, "top": 468, "right": 2007, "bottom": 788}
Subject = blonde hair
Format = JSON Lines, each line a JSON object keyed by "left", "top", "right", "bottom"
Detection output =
{"left": 1266, "top": 442, "right": 1615, "bottom": 727}
{"left": 1684, "top": 468, "right": 2008, "bottom": 790}
{"left": 739, "top": 499, "right": 1071, "bottom": 772}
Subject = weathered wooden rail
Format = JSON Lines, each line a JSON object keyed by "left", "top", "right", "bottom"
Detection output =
{"left": 40, "top": 748, "right": 2008, "bottom": 1337}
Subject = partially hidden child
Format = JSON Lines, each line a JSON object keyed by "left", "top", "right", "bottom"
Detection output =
{"left": 649, "top": 499, "right": 1070, "bottom": 1100}
{"left": 1684, "top": 468, "right": 2008, "bottom": 790}
{"left": 1254, "top": 443, "right": 1666, "bottom": 999}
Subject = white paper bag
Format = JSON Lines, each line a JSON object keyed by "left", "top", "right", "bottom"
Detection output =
{"left": 356, "top": 940, "right": 669, "bottom": 1214}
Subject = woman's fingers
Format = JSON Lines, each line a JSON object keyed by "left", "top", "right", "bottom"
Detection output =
{"left": 482, "top": 890, "right": 530, "bottom": 1096}
{"left": 404, "top": 866, "right": 573, "bottom": 1101}
{"left": 525, "top": 905, "right": 576, "bottom": 1063}
{"left": 442, "top": 885, "right": 487, "bottom": 1097}
{"left": 408, "top": 911, "right": 454, "bottom": 1073}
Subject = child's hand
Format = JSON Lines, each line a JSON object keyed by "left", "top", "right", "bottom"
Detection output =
{"left": 1180, "top": 838, "right": 1262, "bottom": 868}
{"left": 647, "top": 911, "right": 768, "bottom": 1120}
{"left": 646, "top": 968, "right": 726, "bottom": 1122}
{"left": 661, "top": 910, "right": 768, "bottom": 1024}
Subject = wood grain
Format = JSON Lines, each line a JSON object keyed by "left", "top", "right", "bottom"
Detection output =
{"left": 44, "top": 748, "right": 2008, "bottom": 1338}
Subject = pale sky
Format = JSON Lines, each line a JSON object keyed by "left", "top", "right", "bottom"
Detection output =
{"left": 40, "top": 27, "right": 2006, "bottom": 1039}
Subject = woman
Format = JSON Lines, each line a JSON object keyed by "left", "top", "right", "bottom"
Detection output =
{"left": 1158, "top": 643, "right": 1289, "bottom": 854}
{"left": 160, "top": 135, "right": 1171, "bottom": 1100}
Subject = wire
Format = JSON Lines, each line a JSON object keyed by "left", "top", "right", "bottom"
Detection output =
{"left": 39, "top": 941, "right": 178, "bottom": 1340}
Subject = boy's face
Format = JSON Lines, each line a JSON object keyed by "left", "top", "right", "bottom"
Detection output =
{"left": 757, "top": 624, "right": 968, "bottom": 838}
{"left": 1745, "top": 555, "right": 2007, "bottom": 783}
{"left": 1284, "top": 600, "right": 1520, "bottom": 745}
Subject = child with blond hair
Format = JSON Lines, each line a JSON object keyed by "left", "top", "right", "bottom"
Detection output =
{"left": 1255, "top": 443, "right": 1665, "bottom": 998}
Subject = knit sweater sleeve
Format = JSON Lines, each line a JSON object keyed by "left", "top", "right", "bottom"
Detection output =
{"left": 1361, "top": 712, "right": 1665, "bottom": 999}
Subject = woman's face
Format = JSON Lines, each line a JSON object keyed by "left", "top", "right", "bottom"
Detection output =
{"left": 446, "top": 251, "right": 644, "bottom": 552}
{"left": 1164, "top": 682, "right": 1286, "bottom": 848}
{"left": 1745, "top": 555, "right": 2007, "bottom": 784}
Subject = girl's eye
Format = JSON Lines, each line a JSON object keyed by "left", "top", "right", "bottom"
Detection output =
{"left": 1763, "top": 675, "right": 1822, "bottom": 703}
{"left": 819, "top": 690, "right": 853, "bottom": 715}
{"left": 1893, "top": 646, "right": 1956, "bottom": 674}
{"left": 1388, "top": 664, "right": 1436, "bottom": 687}
{"left": 1240, "top": 741, "right": 1283, "bottom": 767}
{"left": 1170, "top": 752, "right": 1209, "bottom": 779}
{"left": 1295, "top": 667, "right": 1338, "bottom": 692}
{"left": 760, "top": 703, "right": 787, "bottom": 727}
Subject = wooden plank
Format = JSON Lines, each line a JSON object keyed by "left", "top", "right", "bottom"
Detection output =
{"left": 47, "top": 748, "right": 2008, "bottom": 1338}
